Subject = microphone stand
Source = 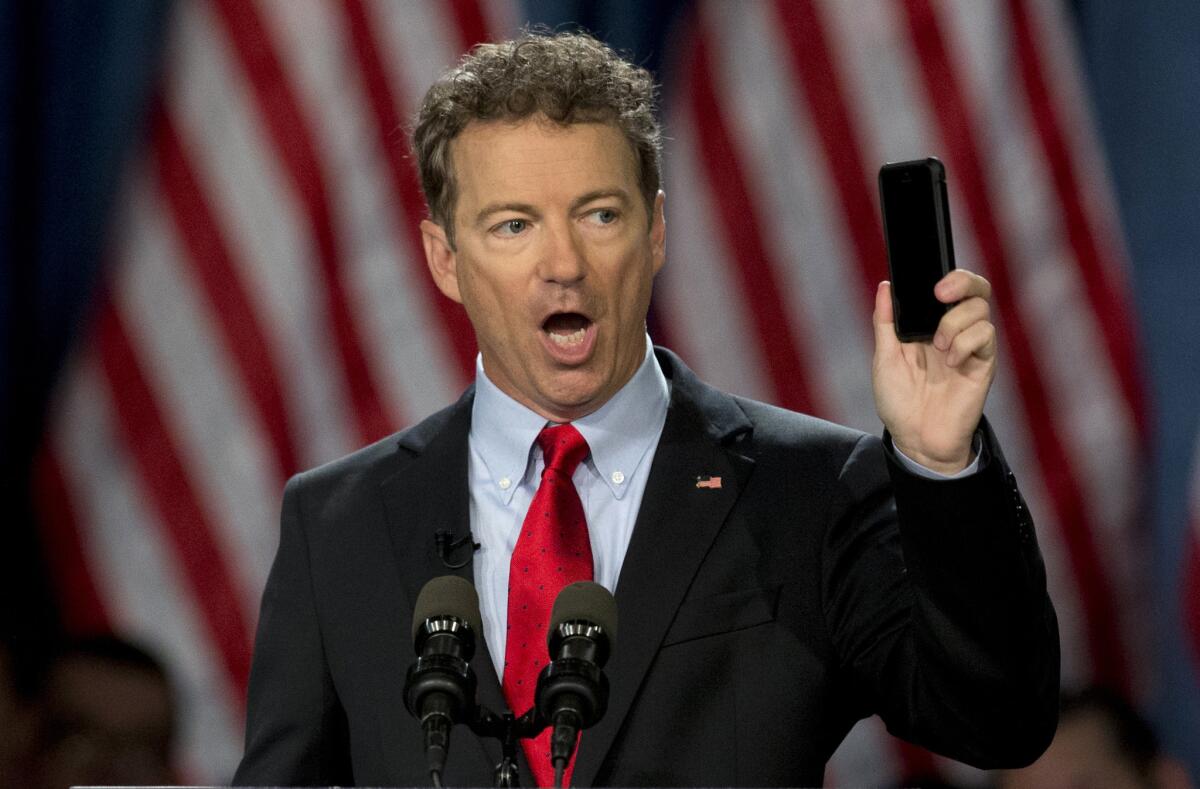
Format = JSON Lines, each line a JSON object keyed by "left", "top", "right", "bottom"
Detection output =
{"left": 469, "top": 705, "right": 545, "bottom": 788}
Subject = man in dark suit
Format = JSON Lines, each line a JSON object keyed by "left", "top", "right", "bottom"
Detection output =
{"left": 235, "top": 32, "right": 1058, "bottom": 787}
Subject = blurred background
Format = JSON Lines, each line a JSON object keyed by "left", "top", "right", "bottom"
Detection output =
{"left": 1, "top": 0, "right": 1198, "bottom": 785}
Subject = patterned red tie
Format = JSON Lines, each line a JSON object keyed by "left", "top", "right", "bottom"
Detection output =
{"left": 503, "top": 423, "right": 594, "bottom": 787}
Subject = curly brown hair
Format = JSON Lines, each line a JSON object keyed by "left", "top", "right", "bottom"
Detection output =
{"left": 412, "top": 30, "right": 661, "bottom": 247}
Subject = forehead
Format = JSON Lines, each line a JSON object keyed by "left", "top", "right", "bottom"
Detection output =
{"left": 449, "top": 117, "right": 640, "bottom": 208}
{"left": 49, "top": 658, "right": 172, "bottom": 729}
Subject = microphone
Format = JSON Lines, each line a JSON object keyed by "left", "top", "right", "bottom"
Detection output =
{"left": 534, "top": 581, "right": 618, "bottom": 788}
{"left": 434, "top": 528, "right": 480, "bottom": 570}
{"left": 403, "top": 576, "right": 483, "bottom": 787}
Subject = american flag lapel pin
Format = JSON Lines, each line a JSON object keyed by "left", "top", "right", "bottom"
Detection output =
{"left": 695, "top": 476, "right": 723, "bottom": 489}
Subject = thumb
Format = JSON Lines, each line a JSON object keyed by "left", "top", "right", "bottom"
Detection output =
{"left": 873, "top": 281, "right": 900, "bottom": 356}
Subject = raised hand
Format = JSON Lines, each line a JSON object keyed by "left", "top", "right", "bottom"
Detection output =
{"left": 871, "top": 270, "right": 997, "bottom": 474}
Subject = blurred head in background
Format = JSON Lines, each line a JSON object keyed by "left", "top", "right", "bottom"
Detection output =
{"left": 995, "top": 686, "right": 1193, "bottom": 789}
{"left": 0, "top": 641, "right": 37, "bottom": 789}
{"left": 27, "top": 634, "right": 176, "bottom": 789}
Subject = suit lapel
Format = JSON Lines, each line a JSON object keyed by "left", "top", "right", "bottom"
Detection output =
{"left": 573, "top": 352, "right": 755, "bottom": 787}
{"left": 377, "top": 389, "right": 507, "bottom": 775}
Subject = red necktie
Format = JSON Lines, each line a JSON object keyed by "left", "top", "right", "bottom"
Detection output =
{"left": 503, "top": 424, "right": 593, "bottom": 787}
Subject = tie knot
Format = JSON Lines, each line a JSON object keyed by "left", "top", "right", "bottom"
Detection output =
{"left": 537, "top": 424, "right": 590, "bottom": 477}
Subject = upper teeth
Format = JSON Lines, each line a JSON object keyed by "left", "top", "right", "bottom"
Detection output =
{"left": 550, "top": 328, "right": 586, "bottom": 346}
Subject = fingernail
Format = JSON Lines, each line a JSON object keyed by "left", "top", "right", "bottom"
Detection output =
{"left": 934, "top": 333, "right": 947, "bottom": 350}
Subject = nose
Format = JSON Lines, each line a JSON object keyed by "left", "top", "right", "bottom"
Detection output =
{"left": 536, "top": 220, "right": 587, "bottom": 285}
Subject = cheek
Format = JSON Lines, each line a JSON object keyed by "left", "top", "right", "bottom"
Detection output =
{"left": 617, "top": 260, "right": 655, "bottom": 317}
{"left": 467, "top": 275, "right": 535, "bottom": 345}
{"left": 459, "top": 267, "right": 505, "bottom": 318}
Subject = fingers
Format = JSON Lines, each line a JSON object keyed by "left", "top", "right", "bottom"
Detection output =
{"left": 931, "top": 270, "right": 994, "bottom": 365}
{"left": 945, "top": 315, "right": 997, "bottom": 367}
{"left": 935, "top": 269, "right": 991, "bottom": 304}
{"left": 933, "top": 295, "right": 990, "bottom": 351}
{"left": 877, "top": 273, "right": 996, "bottom": 367}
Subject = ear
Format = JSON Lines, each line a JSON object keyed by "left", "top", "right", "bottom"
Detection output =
{"left": 650, "top": 190, "right": 666, "bottom": 275}
{"left": 421, "top": 219, "right": 462, "bottom": 304}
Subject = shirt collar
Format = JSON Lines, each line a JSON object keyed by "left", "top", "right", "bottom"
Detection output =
{"left": 470, "top": 336, "right": 669, "bottom": 504}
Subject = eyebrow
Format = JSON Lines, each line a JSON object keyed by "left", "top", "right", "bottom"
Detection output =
{"left": 473, "top": 202, "right": 538, "bottom": 227}
{"left": 570, "top": 188, "right": 632, "bottom": 211}
{"left": 471, "top": 188, "right": 633, "bottom": 227}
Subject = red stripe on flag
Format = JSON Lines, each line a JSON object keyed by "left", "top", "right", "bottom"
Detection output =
{"left": 1007, "top": 0, "right": 1147, "bottom": 438}
{"left": 1185, "top": 529, "right": 1200, "bottom": 673}
{"left": 152, "top": 100, "right": 299, "bottom": 481}
{"left": 686, "top": 29, "right": 821, "bottom": 416}
{"left": 773, "top": 0, "right": 889, "bottom": 301}
{"left": 33, "top": 447, "right": 111, "bottom": 635}
{"left": 342, "top": 0, "right": 476, "bottom": 386}
{"left": 644, "top": 301, "right": 681, "bottom": 363}
{"left": 95, "top": 299, "right": 253, "bottom": 702}
{"left": 213, "top": 0, "right": 396, "bottom": 444}
{"left": 899, "top": 0, "right": 1130, "bottom": 692}
{"left": 894, "top": 739, "right": 939, "bottom": 785}
{"left": 446, "top": 0, "right": 493, "bottom": 52}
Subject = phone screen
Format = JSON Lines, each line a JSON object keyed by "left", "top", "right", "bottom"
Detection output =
{"left": 879, "top": 159, "right": 955, "bottom": 341}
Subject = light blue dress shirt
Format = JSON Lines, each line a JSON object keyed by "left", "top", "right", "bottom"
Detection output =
{"left": 469, "top": 337, "right": 669, "bottom": 679}
{"left": 467, "top": 338, "right": 979, "bottom": 679}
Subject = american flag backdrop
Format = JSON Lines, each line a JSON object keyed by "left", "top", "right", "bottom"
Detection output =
{"left": 24, "top": 0, "right": 1174, "bottom": 784}
{"left": 1187, "top": 438, "right": 1200, "bottom": 685}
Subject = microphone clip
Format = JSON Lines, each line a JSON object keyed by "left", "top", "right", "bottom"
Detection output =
{"left": 435, "top": 529, "right": 481, "bottom": 569}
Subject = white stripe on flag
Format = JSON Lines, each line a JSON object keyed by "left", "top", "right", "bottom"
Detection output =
{"left": 260, "top": 0, "right": 464, "bottom": 424}
{"left": 114, "top": 166, "right": 277, "bottom": 617}
{"left": 657, "top": 105, "right": 775, "bottom": 404}
{"left": 477, "top": 0, "right": 521, "bottom": 42}
{"left": 1022, "top": 0, "right": 1136, "bottom": 289}
{"left": 53, "top": 354, "right": 245, "bottom": 781}
{"left": 704, "top": 0, "right": 875, "bottom": 430}
{"left": 168, "top": 0, "right": 359, "bottom": 466}
{"left": 938, "top": 0, "right": 1143, "bottom": 688}
{"left": 369, "top": 0, "right": 470, "bottom": 110}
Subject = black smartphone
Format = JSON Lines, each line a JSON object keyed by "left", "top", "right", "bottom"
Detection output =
{"left": 878, "top": 157, "right": 956, "bottom": 342}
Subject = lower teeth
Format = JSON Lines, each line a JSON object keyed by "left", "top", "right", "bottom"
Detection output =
{"left": 550, "top": 328, "right": 585, "bottom": 346}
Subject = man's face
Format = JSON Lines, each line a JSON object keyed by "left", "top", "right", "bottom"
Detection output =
{"left": 34, "top": 657, "right": 175, "bottom": 788}
{"left": 422, "top": 117, "right": 665, "bottom": 422}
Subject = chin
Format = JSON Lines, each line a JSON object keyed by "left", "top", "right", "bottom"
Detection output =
{"left": 538, "top": 380, "right": 607, "bottom": 418}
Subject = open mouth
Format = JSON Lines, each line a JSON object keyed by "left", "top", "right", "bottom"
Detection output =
{"left": 542, "top": 312, "right": 592, "bottom": 347}
{"left": 539, "top": 311, "right": 596, "bottom": 363}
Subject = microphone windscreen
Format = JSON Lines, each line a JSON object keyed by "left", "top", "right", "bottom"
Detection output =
{"left": 549, "top": 581, "right": 618, "bottom": 647}
{"left": 412, "top": 575, "right": 483, "bottom": 641}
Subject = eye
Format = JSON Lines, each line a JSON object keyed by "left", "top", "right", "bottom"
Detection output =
{"left": 493, "top": 218, "right": 529, "bottom": 237}
{"left": 586, "top": 208, "right": 619, "bottom": 226}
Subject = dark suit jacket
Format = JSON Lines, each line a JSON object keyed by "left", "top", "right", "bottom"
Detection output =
{"left": 234, "top": 348, "right": 1059, "bottom": 787}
